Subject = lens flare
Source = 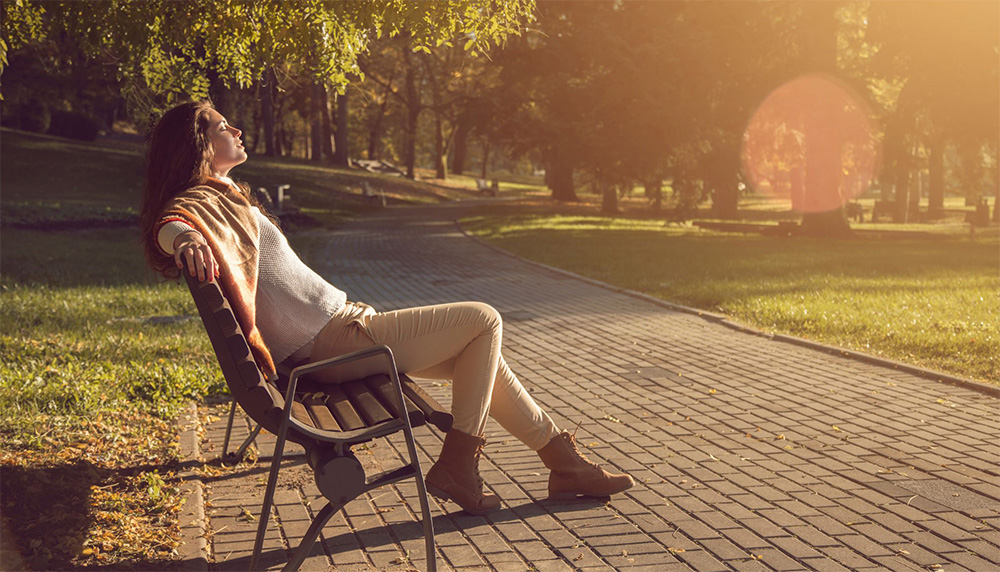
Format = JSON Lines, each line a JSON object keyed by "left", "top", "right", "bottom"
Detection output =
{"left": 742, "top": 74, "right": 880, "bottom": 213}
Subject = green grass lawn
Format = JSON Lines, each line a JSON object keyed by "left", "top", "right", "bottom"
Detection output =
{"left": 462, "top": 214, "right": 1000, "bottom": 385}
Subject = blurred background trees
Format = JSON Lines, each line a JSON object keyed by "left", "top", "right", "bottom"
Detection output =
{"left": 2, "top": 0, "right": 997, "bottom": 232}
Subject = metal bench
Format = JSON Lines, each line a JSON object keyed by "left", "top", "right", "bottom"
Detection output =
{"left": 184, "top": 271, "right": 448, "bottom": 571}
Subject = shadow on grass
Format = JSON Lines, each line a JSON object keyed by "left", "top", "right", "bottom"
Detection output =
{"left": 0, "top": 459, "right": 190, "bottom": 571}
{"left": 1, "top": 461, "right": 98, "bottom": 570}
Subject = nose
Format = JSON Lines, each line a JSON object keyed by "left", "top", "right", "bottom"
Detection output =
{"left": 230, "top": 125, "right": 242, "bottom": 138}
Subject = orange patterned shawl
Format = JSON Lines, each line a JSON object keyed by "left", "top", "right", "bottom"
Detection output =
{"left": 155, "top": 178, "right": 276, "bottom": 380}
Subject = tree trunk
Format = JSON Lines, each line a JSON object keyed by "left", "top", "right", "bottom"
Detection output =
{"left": 549, "top": 145, "right": 578, "bottom": 202}
{"left": 601, "top": 181, "right": 619, "bottom": 214}
{"left": 331, "top": 90, "right": 350, "bottom": 167}
{"left": 910, "top": 160, "right": 922, "bottom": 217}
{"left": 310, "top": 81, "right": 325, "bottom": 161}
{"left": 480, "top": 138, "right": 490, "bottom": 179}
{"left": 403, "top": 50, "right": 419, "bottom": 179}
{"left": 261, "top": 69, "right": 277, "bottom": 157}
{"left": 799, "top": 86, "right": 851, "bottom": 237}
{"left": 645, "top": 178, "right": 662, "bottom": 211}
{"left": 711, "top": 178, "right": 739, "bottom": 219}
{"left": 433, "top": 111, "right": 446, "bottom": 179}
{"left": 993, "top": 164, "right": 1000, "bottom": 223}
{"left": 798, "top": 1, "right": 850, "bottom": 236}
{"left": 893, "top": 159, "right": 910, "bottom": 223}
{"left": 320, "top": 85, "right": 334, "bottom": 160}
{"left": 274, "top": 116, "right": 286, "bottom": 157}
{"left": 882, "top": 113, "right": 902, "bottom": 204}
{"left": 367, "top": 117, "right": 382, "bottom": 160}
{"left": 927, "top": 135, "right": 945, "bottom": 220}
{"left": 368, "top": 72, "right": 395, "bottom": 160}
{"left": 367, "top": 88, "right": 384, "bottom": 160}
{"left": 451, "top": 116, "right": 471, "bottom": 175}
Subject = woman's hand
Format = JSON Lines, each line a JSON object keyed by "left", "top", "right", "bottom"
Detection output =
{"left": 173, "top": 230, "right": 218, "bottom": 282}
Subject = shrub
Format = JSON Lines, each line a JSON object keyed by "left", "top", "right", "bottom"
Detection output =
{"left": 47, "top": 110, "right": 101, "bottom": 141}
{"left": 18, "top": 100, "right": 51, "bottom": 133}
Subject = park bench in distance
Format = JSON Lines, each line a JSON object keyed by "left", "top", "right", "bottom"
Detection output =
{"left": 475, "top": 178, "right": 499, "bottom": 196}
{"left": 184, "top": 271, "right": 450, "bottom": 572}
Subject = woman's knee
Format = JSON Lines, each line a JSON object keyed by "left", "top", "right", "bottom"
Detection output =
{"left": 468, "top": 302, "right": 502, "bottom": 332}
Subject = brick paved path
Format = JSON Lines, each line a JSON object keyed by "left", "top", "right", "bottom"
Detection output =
{"left": 194, "top": 204, "right": 1000, "bottom": 572}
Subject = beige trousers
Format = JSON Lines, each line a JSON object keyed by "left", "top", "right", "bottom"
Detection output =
{"left": 307, "top": 301, "right": 560, "bottom": 450}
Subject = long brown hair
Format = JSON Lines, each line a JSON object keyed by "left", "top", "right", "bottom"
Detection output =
{"left": 140, "top": 100, "right": 217, "bottom": 277}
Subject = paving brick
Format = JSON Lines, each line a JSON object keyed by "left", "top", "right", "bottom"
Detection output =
{"left": 674, "top": 548, "right": 731, "bottom": 572}
{"left": 741, "top": 517, "right": 791, "bottom": 540}
{"left": 959, "top": 540, "right": 1000, "bottom": 564}
{"left": 719, "top": 528, "right": 772, "bottom": 550}
{"left": 942, "top": 549, "right": 1000, "bottom": 572}
{"left": 800, "top": 556, "right": 855, "bottom": 572}
{"left": 769, "top": 535, "right": 824, "bottom": 559}
{"left": 699, "top": 537, "right": 755, "bottom": 561}
{"left": 816, "top": 546, "right": 879, "bottom": 570}
{"left": 902, "top": 531, "right": 966, "bottom": 554}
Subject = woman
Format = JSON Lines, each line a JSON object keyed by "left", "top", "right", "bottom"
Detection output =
{"left": 141, "top": 100, "right": 633, "bottom": 515}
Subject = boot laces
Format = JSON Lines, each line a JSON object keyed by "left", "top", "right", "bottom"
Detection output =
{"left": 568, "top": 422, "right": 600, "bottom": 470}
{"left": 473, "top": 443, "right": 485, "bottom": 487}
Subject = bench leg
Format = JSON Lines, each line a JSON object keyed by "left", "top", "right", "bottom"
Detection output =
{"left": 281, "top": 502, "right": 339, "bottom": 572}
{"left": 392, "top": 372, "right": 437, "bottom": 572}
{"left": 250, "top": 415, "right": 291, "bottom": 571}
{"left": 223, "top": 399, "right": 262, "bottom": 464}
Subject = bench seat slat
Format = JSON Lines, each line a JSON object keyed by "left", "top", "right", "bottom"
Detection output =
{"left": 366, "top": 375, "right": 425, "bottom": 428}
{"left": 323, "top": 384, "right": 365, "bottom": 430}
{"left": 343, "top": 379, "right": 393, "bottom": 426}
{"left": 290, "top": 400, "right": 312, "bottom": 427}
{"left": 303, "top": 395, "right": 341, "bottom": 432}
{"left": 400, "top": 376, "right": 452, "bottom": 433}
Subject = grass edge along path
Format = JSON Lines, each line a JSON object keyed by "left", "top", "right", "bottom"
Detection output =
{"left": 460, "top": 213, "right": 999, "bottom": 387}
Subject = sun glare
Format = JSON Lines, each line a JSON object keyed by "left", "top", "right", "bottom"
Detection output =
{"left": 742, "top": 74, "right": 880, "bottom": 213}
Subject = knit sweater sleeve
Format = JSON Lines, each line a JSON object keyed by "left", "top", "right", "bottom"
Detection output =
{"left": 157, "top": 220, "right": 197, "bottom": 255}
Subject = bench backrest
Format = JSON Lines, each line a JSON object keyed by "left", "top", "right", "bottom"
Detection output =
{"left": 184, "top": 273, "right": 291, "bottom": 438}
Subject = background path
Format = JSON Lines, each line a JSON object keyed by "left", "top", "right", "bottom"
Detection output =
{"left": 193, "top": 203, "right": 999, "bottom": 572}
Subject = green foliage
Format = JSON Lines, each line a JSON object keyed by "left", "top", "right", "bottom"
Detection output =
{"left": 1, "top": 0, "right": 535, "bottom": 114}
{"left": 0, "top": 0, "right": 45, "bottom": 81}
{"left": 465, "top": 213, "right": 1000, "bottom": 385}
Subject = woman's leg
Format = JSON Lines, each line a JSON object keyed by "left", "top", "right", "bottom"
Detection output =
{"left": 364, "top": 302, "right": 503, "bottom": 436}
{"left": 412, "top": 355, "right": 559, "bottom": 451}
{"left": 310, "top": 301, "right": 558, "bottom": 444}
{"left": 309, "top": 301, "right": 632, "bottom": 506}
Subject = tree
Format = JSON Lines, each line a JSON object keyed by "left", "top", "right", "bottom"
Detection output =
{"left": 867, "top": 1, "right": 1000, "bottom": 221}
{"left": 2, "top": 0, "right": 536, "bottom": 120}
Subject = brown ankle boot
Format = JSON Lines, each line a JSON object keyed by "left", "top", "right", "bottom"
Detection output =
{"left": 425, "top": 429, "right": 501, "bottom": 515}
{"left": 537, "top": 430, "right": 635, "bottom": 500}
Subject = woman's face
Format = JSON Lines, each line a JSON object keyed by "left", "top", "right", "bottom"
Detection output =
{"left": 207, "top": 109, "right": 246, "bottom": 177}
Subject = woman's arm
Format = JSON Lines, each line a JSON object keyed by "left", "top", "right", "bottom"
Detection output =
{"left": 173, "top": 230, "right": 218, "bottom": 282}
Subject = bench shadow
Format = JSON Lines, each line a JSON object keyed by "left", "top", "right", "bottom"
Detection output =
{"left": 215, "top": 498, "right": 608, "bottom": 571}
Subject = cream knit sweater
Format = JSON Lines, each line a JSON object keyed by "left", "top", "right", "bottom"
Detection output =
{"left": 159, "top": 196, "right": 345, "bottom": 364}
